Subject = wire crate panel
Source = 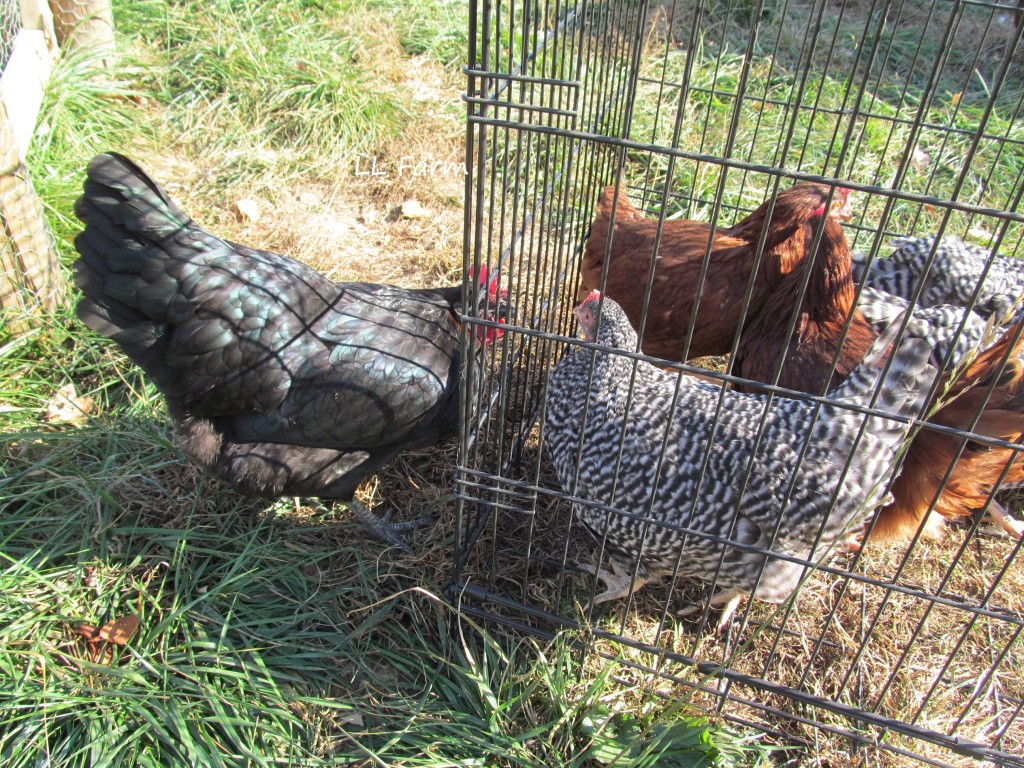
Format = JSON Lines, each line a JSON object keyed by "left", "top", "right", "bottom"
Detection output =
{"left": 456, "top": 1, "right": 1024, "bottom": 765}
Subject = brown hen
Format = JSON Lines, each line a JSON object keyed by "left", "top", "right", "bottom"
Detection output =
{"left": 578, "top": 182, "right": 852, "bottom": 360}
{"left": 734, "top": 209, "right": 1024, "bottom": 544}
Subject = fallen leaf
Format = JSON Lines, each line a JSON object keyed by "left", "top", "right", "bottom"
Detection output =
{"left": 339, "top": 711, "right": 364, "bottom": 727}
{"left": 235, "top": 198, "right": 260, "bottom": 222}
{"left": 400, "top": 200, "right": 429, "bottom": 219}
{"left": 96, "top": 614, "right": 141, "bottom": 645}
{"left": 73, "top": 623, "right": 99, "bottom": 641}
{"left": 45, "top": 383, "right": 96, "bottom": 424}
{"left": 73, "top": 614, "right": 142, "bottom": 663}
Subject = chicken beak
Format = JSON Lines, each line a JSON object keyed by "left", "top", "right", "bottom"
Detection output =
{"left": 832, "top": 188, "right": 854, "bottom": 222}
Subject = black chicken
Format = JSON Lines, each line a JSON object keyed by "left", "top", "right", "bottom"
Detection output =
{"left": 73, "top": 152, "right": 511, "bottom": 550}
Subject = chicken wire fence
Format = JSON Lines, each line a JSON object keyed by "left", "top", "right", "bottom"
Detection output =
{"left": 1, "top": 0, "right": 113, "bottom": 335}
{"left": 1, "top": 0, "right": 18, "bottom": 69}
{"left": 453, "top": 1, "right": 1024, "bottom": 765}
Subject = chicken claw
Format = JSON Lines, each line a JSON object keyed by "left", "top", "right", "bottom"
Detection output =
{"left": 578, "top": 559, "right": 648, "bottom": 610}
{"left": 677, "top": 589, "right": 744, "bottom": 634}
{"left": 984, "top": 500, "right": 1024, "bottom": 539}
{"left": 346, "top": 500, "right": 432, "bottom": 554}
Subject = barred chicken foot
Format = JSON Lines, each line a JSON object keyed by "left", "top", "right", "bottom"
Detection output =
{"left": 578, "top": 559, "right": 649, "bottom": 609}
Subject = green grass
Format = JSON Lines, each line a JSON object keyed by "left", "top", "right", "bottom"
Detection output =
{"left": 379, "top": 0, "right": 469, "bottom": 69}
{"left": 115, "top": 0, "right": 411, "bottom": 178}
{"left": 20, "top": 0, "right": 1019, "bottom": 763}
{"left": 620, "top": 40, "right": 1024, "bottom": 256}
{"left": 4, "top": 0, "right": 778, "bottom": 765}
{"left": 0, "top": 367, "right": 774, "bottom": 765}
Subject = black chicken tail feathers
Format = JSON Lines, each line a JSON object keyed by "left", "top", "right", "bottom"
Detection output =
{"left": 72, "top": 152, "right": 200, "bottom": 365}
{"left": 74, "top": 152, "right": 191, "bottom": 238}
{"left": 76, "top": 295, "right": 162, "bottom": 352}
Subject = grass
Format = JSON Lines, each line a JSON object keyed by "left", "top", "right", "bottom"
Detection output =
{"left": 626, "top": 41, "right": 1024, "bottom": 250}
{"left": 3, "top": 0, "right": 776, "bottom": 766}
{"left": 9, "top": 0, "right": 1022, "bottom": 765}
{"left": 455, "top": 1, "right": 1024, "bottom": 766}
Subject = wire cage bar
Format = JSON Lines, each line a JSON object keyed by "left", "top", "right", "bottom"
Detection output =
{"left": 455, "top": 0, "right": 1024, "bottom": 765}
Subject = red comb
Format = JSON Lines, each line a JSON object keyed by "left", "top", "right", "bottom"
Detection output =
{"left": 473, "top": 264, "right": 507, "bottom": 297}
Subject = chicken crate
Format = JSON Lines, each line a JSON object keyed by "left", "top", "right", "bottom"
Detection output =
{"left": 452, "top": 1, "right": 1024, "bottom": 766}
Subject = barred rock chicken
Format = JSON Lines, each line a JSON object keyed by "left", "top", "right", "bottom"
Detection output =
{"left": 734, "top": 209, "right": 1024, "bottom": 543}
{"left": 544, "top": 291, "right": 934, "bottom": 627}
{"left": 73, "top": 152, "right": 511, "bottom": 550}
{"left": 577, "top": 182, "right": 852, "bottom": 361}
{"left": 853, "top": 235, "right": 1024, "bottom": 321}
{"left": 857, "top": 285, "right": 993, "bottom": 368}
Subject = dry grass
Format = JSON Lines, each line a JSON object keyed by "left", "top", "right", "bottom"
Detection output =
{"left": 442, "top": 340, "right": 1024, "bottom": 767}
{"left": 458, "top": 459, "right": 1024, "bottom": 765}
{"left": 16, "top": 0, "right": 1023, "bottom": 765}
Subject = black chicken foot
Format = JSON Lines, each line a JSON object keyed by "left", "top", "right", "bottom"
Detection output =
{"left": 676, "top": 589, "right": 744, "bottom": 634}
{"left": 578, "top": 559, "right": 649, "bottom": 610}
{"left": 346, "top": 500, "right": 433, "bottom": 554}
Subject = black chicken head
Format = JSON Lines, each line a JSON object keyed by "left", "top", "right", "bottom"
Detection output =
{"left": 469, "top": 265, "right": 514, "bottom": 344}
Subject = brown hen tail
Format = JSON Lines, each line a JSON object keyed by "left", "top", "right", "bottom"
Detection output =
{"left": 596, "top": 183, "right": 643, "bottom": 222}
{"left": 867, "top": 322, "right": 1024, "bottom": 543}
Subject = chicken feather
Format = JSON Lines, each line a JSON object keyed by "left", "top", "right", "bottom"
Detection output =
{"left": 544, "top": 291, "right": 934, "bottom": 622}
{"left": 74, "top": 152, "right": 512, "bottom": 550}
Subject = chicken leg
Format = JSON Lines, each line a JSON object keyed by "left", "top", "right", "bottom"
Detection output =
{"left": 346, "top": 500, "right": 432, "bottom": 554}
{"left": 578, "top": 559, "right": 649, "bottom": 609}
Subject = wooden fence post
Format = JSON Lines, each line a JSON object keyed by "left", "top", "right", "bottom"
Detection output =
{"left": 49, "top": 0, "right": 113, "bottom": 57}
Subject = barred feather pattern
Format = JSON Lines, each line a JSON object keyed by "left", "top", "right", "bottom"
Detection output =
{"left": 856, "top": 285, "right": 994, "bottom": 367}
{"left": 544, "top": 295, "right": 936, "bottom": 604}
{"left": 853, "top": 236, "right": 1024, "bottom": 320}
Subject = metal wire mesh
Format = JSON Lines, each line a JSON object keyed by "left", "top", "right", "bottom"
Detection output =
{"left": 0, "top": 102, "right": 63, "bottom": 335}
{"left": 455, "top": 1, "right": 1024, "bottom": 765}
{"left": 0, "top": 0, "right": 18, "bottom": 70}
{"left": 50, "top": 0, "right": 113, "bottom": 53}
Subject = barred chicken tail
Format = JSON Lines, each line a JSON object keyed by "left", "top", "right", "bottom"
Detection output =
{"left": 808, "top": 317, "right": 938, "bottom": 547}
{"left": 828, "top": 314, "right": 938, "bottom": 432}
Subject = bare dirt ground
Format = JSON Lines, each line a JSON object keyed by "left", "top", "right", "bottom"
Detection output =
{"left": 133, "top": 55, "right": 469, "bottom": 291}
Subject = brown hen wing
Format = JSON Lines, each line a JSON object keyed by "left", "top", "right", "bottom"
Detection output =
{"left": 579, "top": 182, "right": 849, "bottom": 361}
{"left": 870, "top": 325, "right": 1024, "bottom": 541}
